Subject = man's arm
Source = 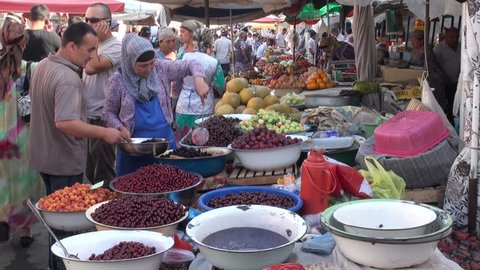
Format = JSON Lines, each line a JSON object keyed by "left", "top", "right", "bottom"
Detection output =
{"left": 56, "top": 119, "right": 127, "bottom": 144}
{"left": 84, "top": 54, "right": 114, "bottom": 75}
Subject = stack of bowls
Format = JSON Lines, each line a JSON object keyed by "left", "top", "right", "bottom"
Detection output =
{"left": 321, "top": 199, "right": 453, "bottom": 269}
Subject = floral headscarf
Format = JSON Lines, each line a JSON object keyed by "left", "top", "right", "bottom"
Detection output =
{"left": 120, "top": 34, "right": 159, "bottom": 103}
{"left": 0, "top": 21, "right": 26, "bottom": 99}
{"left": 192, "top": 27, "right": 213, "bottom": 53}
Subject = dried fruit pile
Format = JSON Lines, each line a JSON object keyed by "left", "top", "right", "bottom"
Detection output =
{"left": 89, "top": 241, "right": 156, "bottom": 261}
{"left": 439, "top": 227, "right": 480, "bottom": 270}
{"left": 113, "top": 164, "right": 199, "bottom": 193}
{"left": 38, "top": 183, "right": 116, "bottom": 212}
{"left": 91, "top": 197, "right": 187, "bottom": 228}
{"left": 206, "top": 192, "right": 295, "bottom": 210}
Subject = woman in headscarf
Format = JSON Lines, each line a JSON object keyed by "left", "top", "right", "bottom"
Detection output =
{"left": 0, "top": 20, "right": 43, "bottom": 247}
{"left": 175, "top": 27, "right": 225, "bottom": 135}
{"left": 103, "top": 34, "right": 208, "bottom": 176}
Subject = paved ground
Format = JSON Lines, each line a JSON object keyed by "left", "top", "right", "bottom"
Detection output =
{"left": 0, "top": 223, "right": 48, "bottom": 270}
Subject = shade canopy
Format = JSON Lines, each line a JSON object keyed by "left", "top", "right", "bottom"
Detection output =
{"left": 0, "top": 0, "right": 124, "bottom": 13}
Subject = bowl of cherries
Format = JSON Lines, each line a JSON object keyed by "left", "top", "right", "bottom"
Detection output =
{"left": 229, "top": 127, "right": 307, "bottom": 171}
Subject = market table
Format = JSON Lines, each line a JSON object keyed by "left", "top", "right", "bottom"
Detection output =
{"left": 189, "top": 244, "right": 462, "bottom": 270}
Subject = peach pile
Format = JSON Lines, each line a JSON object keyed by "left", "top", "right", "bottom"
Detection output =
{"left": 38, "top": 183, "right": 117, "bottom": 212}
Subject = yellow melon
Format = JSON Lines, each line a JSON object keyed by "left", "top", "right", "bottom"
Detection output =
{"left": 235, "top": 105, "right": 247, "bottom": 114}
{"left": 222, "top": 92, "right": 241, "bottom": 108}
{"left": 254, "top": 86, "right": 271, "bottom": 98}
{"left": 239, "top": 88, "right": 254, "bottom": 105}
{"left": 226, "top": 78, "right": 249, "bottom": 93}
{"left": 243, "top": 108, "right": 258, "bottom": 115}
{"left": 214, "top": 100, "right": 224, "bottom": 111}
{"left": 264, "top": 95, "right": 280, "bottom": 106}
{"left": 247, "top": 97, "right": 266, "bottom": 111}
{"left": 215, "top": 104, "right": 235, "bottom": 115}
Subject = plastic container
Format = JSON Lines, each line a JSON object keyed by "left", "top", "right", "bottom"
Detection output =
{"left": 160, "top": 248, "right": 195, "bottom": 270}
{"left": 374, "top": 111, "right": 449, "bottom": 157}
{"left": 300, "top": 150, "right": 337, "bottom": 215}
{"left": 197, "top": 186, "right": 303, "bottom": 213}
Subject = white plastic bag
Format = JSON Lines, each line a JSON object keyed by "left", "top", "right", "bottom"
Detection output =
{"left": 421, "top": 78, "right": 458, "bottom": 137}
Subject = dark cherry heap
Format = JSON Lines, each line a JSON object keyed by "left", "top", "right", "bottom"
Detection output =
{"left": 231, "top": 127, "right": 302, "bottom": 150}
{"left": 89, "top": 241, "right": 156, "bottom": 261}
{"left": 113, "top": 164, "right": 198, "bottom": 193}
{"left": 207, "top": 191, "right": 295, "bottom": 210}
{"left": 184, "top": 115, "right": 242, "bottom": 147}
{"left": 91, "top": 197, "right": 187, "bottom": 228}
{"left": 167, "top": 147, "right": 212, "bottom": 158}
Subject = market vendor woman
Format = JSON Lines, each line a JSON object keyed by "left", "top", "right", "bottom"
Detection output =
{"left": 103, "top": 34, "right": 208, "bottom": 176}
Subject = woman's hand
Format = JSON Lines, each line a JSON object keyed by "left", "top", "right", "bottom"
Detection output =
{"left": 118, "top": 126, "right": 131, "bottom": 142}
{"left": 194, "top": 76, "right": 209, "bottom": 104}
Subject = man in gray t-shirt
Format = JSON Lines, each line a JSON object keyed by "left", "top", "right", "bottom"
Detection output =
{"left": 83, "top": 3, "right": 122, "bottom": 184}
{"left": 28, "top": 23, "right": 127, "bottom": 195}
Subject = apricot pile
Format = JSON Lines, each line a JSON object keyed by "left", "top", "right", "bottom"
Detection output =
{"left": 38, "top": 183, "right": 117, "bottom": 212}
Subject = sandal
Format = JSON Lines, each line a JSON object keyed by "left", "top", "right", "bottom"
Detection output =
{"left": 20, "top": 236, "right": 34, "bottom": 248}
{"left": 0, "top": 222, "right": 9, "bottom": 241}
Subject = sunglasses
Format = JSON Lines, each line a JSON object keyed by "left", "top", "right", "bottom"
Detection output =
{"left": 85, "top": 17, "right": 111, "bottom": 25}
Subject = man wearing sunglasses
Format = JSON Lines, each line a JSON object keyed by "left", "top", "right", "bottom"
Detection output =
{"left": 83, "top": 3, "right": 122, "bottom": 185}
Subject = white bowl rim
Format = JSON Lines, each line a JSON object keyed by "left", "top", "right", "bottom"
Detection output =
{"left": 52, "top": 230, "right": 174, "bottom": 263}
{"left": 187, "top": 204, "right": 308, "bottom": 253}
{"left": 332, "top": 201, "right": 437, "bottom": 232}
{"left": 85, "top": 200, "right": 189, "bottom": 230}
{"left": 228, "top": 135, "right": 308, "bottom": 152}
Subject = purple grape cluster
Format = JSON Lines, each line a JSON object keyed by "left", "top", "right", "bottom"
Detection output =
{"left": 206, "top": 191, "right": 295, "bottom": 210}
{"left": 89, "top": 241, "right": 156, "bottom": 261}
{"left": 231, "top": 127, "right": 302, "bottom": 150}
{"left": 184, "top": 116, "right": 242, "bottom": 146}
{"left": 113, "top": 164, "right": 199, "bottom": 193}
{"left": 91, "top": 197, "right": 187, "bottom": 228}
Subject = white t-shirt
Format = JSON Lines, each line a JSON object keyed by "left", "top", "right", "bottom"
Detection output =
{"left": 83, "top": 36, "right": 121, "bottom": 118}
{"left": 176, "top": 52, "right": 217, "bottom": 115}
{"left": 213, "top": 36, "right": 232, "bottom": 64}
{"left": 256, "top": 42, "right": 267, "bottom": 59}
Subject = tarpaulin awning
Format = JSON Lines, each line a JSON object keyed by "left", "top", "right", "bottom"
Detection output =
{"left": 251, "top": 14, "right": 280, "bottom": 23}
{"left": 0, "top": 0, "right": 125, "bottom": 13}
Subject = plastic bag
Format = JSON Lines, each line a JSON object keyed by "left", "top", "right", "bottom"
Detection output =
{"left": 359, "top": 157, "right": 405, "bottom": 199}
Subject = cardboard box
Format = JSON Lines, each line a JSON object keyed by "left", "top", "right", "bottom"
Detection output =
{"left": 381, "top": 65, "right": 424, "bottom": 82}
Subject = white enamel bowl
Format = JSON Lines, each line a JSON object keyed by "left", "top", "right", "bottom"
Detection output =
{"left": 332, "top": 200, "right": 437, "bottom": 237}
{"left": 35, "top": 202, "right": 94, "bottom": 232}
{"left": 51, "top": 230, "right": 174, "bottom": 270}
{"left": 321, "top": 199, "right": 453, "bottom": 269}
{"left": 228, "top": 135, "right": 307, "bottom": 171}
{"left": 186, "top": 205, "right": 307, "bottom": 270}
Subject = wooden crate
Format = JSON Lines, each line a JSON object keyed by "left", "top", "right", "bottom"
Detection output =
{"left": 404, "top": 186, "right": 446, "bottom": 206}
{"left": 228, "top": 165, "right": 298, "bottom": 186}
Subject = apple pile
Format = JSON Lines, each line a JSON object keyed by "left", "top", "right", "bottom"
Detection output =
{"left": 231, "top": 127, "right": 302, "bottom": 150}
{"left": 38, "top": 183, "right": 117, "bottom": 212}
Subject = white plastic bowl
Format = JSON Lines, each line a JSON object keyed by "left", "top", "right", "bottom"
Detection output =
{"left": 35, "top": 202, "right": 94, "bottom": 232}
{"left": 195, "top": 114, "right": 252, "bottom": 125}
{"left": 186, "top": 205, "right": 307, "bottom": 270}
{"left": 51, "top": 230, "right": 174, "bottom": 270}
{"left": 333, "top": 200, "right": 437, "bottom": 237}
{"left": 229, "top": 135, "right": 307, "bottom": 171}
{"left": 85, "top": 201, "right": 189, "bottom": 237}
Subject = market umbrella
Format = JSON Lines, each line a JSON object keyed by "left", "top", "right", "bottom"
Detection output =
{"left": 285, "top": 2, "right": 341, "bottom": 22}
{"left": 444, "top": 1, "right": 479, "bottom": 233}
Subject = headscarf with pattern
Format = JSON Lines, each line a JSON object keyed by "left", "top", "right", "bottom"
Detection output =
{"left": 120, "top": 34, "right": 159, "bottom": 103}
{"left": 1, "top": 21, "right": 26, "bottom": 99}
{"left": 192, "top": 27, "right": 213, "bottom": 53}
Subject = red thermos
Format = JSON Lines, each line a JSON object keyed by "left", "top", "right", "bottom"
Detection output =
{"left": 300, "top": 149, "right": 336, "bottom": 215}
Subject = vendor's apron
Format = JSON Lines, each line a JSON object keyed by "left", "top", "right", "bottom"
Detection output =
{"left": 116, "top": 96, "right": 176, "bottom": 177}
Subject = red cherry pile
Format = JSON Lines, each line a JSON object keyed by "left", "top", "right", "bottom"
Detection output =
{"left": 231, "top": 127, "right": 302, "bottom": 150}
{"left": 89, "top": 241, "right": 156, "bottom": 261}
{"left": 113, "top": 164, "right": 199, "bottom": 193}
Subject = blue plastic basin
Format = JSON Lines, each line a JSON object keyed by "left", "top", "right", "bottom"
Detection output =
{"left": 198, "top": 186, "right": 303, "bottom": 213}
